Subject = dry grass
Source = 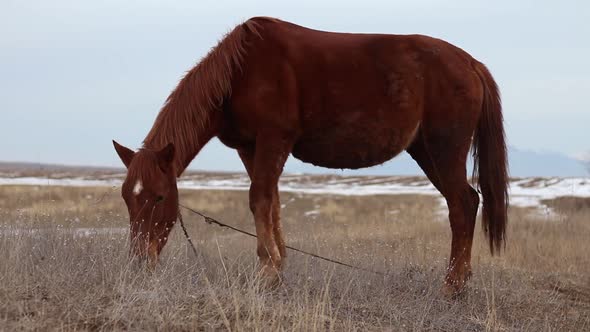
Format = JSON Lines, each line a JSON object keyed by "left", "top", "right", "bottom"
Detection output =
{"left": 1, "top": 183, "right": 589, "bottom": 331}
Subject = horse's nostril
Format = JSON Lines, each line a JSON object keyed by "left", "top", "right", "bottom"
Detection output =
{"left": 156, "top": 195, "right": 164, "bottom": 203}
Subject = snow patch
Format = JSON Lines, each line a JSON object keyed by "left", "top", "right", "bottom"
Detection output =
{"left": 1, "top": 175, "right": 589, "bottom": 212}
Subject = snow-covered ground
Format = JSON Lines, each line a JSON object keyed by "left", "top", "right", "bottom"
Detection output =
{"left": 1, "top": 174, "right": 589, "bottom": 209}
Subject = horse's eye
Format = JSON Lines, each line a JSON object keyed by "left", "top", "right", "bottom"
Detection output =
{"left": 156, "top": 195, "right": 164, "bottom": 203}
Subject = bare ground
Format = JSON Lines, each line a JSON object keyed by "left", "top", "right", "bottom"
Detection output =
{"left": 0, "top": 184, "right": 589, "bottom": 331}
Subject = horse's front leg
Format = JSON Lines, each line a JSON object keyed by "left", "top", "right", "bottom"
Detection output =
{"left": 240, "top": 149, "right": 287, "bottom": 268}
{"left": 248, "top": 133, "right": 292, "bottom": 283}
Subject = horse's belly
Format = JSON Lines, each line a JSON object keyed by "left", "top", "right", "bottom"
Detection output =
{"left": 292, "top": 123, "right": 419, "bottom": 169}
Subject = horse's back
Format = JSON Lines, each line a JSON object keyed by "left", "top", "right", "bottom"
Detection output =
{"left": 227, "top": 18, "right": 485, "bottom": 169}
{"left": 241, "top": 17, "right": 482, "bottom": 118}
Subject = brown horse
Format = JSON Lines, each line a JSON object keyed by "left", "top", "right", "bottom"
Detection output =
{"left": 113, "top": 17, "right": 508, "bottom": 294}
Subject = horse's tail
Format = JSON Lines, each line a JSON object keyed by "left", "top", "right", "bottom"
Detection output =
{"left": 472, "top": 61, "right": 509, "bottom": 255}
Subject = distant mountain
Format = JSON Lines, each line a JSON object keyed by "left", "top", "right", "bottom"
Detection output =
{"left": 575, "top": 151, "right": 590, "bottom": 172}
{"left": 284, "top": 146, "right": 588, "bottom": 177}
{"left": 508, "top": 147, "right": 588, "bottom": 177}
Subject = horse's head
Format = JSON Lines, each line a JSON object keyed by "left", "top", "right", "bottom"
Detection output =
{"left": 113, "top": 140, "right": 179, "bottom": 266}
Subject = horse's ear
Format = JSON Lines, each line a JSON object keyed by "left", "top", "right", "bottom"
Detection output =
{"left": 157, "top": 143, "right": 175, "bottom": 172}
{"left": 113, "top": 140, "right": 135, "bottom": 168}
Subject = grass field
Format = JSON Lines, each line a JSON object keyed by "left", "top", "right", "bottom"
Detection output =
{"left": 1, "top": 182, "right": 589, "bottom": 331}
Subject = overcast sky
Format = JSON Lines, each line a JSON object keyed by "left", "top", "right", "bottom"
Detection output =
{"left": 1, "top": 0, "right": 588, "bottom": 172}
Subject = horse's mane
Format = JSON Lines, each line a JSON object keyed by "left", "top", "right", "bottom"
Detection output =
{"left": 143, "top": 18, "right": 268, "bottom": 171}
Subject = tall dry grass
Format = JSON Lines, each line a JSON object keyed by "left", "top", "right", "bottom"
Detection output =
{"left": 0, "top": 184, "right": 589, "bottom": 331}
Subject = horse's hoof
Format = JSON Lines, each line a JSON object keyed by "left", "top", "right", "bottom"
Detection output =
{"left": 441, "top": 281, "right": 467, "bottom": 299}
{"left": 258, "top": 265, "right": 282, "bottom": 289}
{"left": 441, "top": 283, "right": 457, "bottom": 298}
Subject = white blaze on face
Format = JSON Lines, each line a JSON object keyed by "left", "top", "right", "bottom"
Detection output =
{"left": 133, "top": 180, "right": 143, "bottom": 196}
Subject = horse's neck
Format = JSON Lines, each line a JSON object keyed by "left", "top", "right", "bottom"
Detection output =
{"left": 142, "top": 24, "right": 245, "bottom": 175}
{"left": 175, "top": 114, "right": 220, "bottom": 176}
{"left": 143, "top": 108, "right": 220, "bottom": 177}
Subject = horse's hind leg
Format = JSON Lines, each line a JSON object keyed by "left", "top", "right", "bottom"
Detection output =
{"left": 407, "top": 129, "right": 479, "bottom": 295}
